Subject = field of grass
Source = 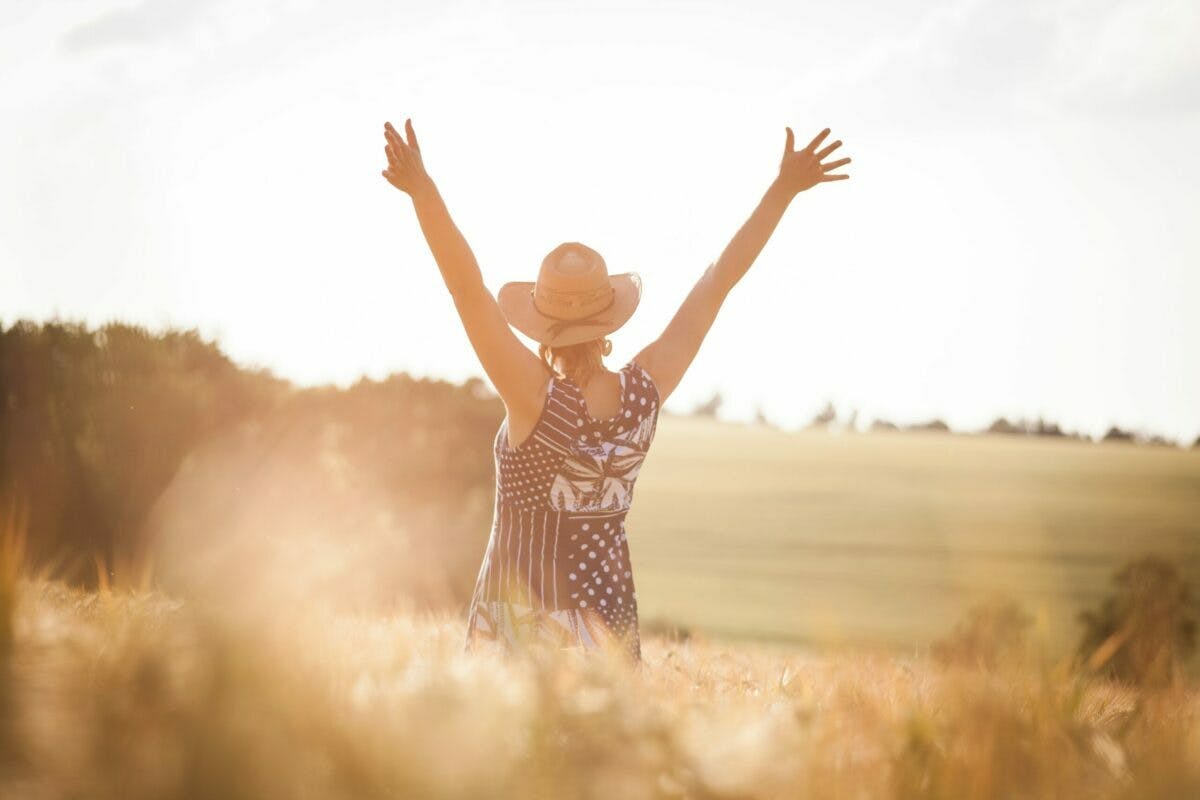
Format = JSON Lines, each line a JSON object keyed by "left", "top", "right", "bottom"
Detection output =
{"left": 1, "top": 419, "right": 1198, "bottom": 797}
{"left": 628, "top": 418, "right": 1200, "bottom": 654}
{"left": 0, "top": 577, "right": 1197, "bottom": 799}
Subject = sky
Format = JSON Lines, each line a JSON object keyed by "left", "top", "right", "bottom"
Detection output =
{"left": 1, "top": 0, "right": 1198, "bottom": 443}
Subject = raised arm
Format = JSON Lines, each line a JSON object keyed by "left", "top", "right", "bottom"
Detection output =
{"left": 634, "top": 126, "right": 851, "bottom": 404}
{"left": 381, "top": 119, "right": 546, "bottom": 416}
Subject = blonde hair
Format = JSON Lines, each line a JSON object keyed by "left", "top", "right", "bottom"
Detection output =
{"left": 538, "top": 337, "right": 613, "bottom": 387}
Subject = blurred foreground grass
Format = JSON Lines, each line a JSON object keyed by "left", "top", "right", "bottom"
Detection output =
{"left": 0, "top": 577, "right": 1197, "bottom": 799}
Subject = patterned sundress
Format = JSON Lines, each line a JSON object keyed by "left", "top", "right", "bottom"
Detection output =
{"left": 463, "top": 359, "right": 661, "bottom": 662}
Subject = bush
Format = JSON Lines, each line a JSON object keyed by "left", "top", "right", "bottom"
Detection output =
{"left": 1077, "top": 555, "right": 1197, "bottom": 688}
{"left": 932, "top": 597, "right": 1033, "bottom": 669}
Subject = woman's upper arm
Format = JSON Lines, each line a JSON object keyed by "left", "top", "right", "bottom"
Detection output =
{"left": 633, "top": 263, "right": 728, "bottom": 405}
{"left": 450, "top": 282, "right": 548, "bottom": 415}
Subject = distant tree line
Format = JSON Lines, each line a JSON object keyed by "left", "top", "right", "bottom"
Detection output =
{"left": 3, "top": 319, "right": 1194, "bottom": 604}
{"left": 1, "top": 321, "right": 284, "bottom": 582}
{"left": 0, "top": 320, "right": 504, "bottom": 605}
{"left": 674, "top": 393, "right": 1193, "bottom": 446}
{"left": 810, "top": 402, "right": 1193, "bottom": 447}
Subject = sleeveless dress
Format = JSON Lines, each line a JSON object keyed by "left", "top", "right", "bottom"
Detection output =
{"left": 463, "top": 359, "right": 661, "bottom": 662}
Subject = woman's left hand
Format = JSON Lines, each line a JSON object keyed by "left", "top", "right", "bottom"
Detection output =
{"left": 777, "top": 126, "right": 851, "bottom": 196}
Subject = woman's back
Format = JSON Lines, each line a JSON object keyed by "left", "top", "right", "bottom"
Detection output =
{"left": 464, "top": 359, "right": 661, "bottom": 661}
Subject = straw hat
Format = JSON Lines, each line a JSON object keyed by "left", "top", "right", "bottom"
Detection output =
{"left": 498, "top": 242, "right": 641, "bottom": 347}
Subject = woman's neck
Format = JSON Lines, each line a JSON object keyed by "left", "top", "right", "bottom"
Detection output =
{"left": 564, "top": 358, "right": 606, "bottom": 387}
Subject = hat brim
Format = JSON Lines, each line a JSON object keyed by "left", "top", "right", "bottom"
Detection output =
{"left": 497, "top": 272, "right": 642, "bottom": 347}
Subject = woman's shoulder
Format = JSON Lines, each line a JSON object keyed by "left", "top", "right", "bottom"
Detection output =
{"left": 623, "top": 358, "right": 660, "bottom": 404}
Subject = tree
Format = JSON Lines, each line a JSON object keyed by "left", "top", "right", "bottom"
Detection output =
{"left": 907, "top": 419, "right": 950, "bottom": 433}
{"left": 752, "top": 405, "right": 775, "bottom": 428}
{"left": 1102, "top": 426, "right": 1135, "bottom": 443}
{"left": 807, "top": 401, "right": 836, "bottom": 429}
{"left": 1033, "top": 418, "right": 1065, "bottom": 437}
{"left": 987, "top": 417, "right": 1020, "bottom": 435}
{"left": 690, "top": 391, "right": 723, "bottom": 419}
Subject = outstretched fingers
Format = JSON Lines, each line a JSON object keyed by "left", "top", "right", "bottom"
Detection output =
{"left": 815, "top": 139, "right": 842, "bottom": 160}
{"left": 804, "top": 127, "right": 831, "bottom": 154}
{"left": 384, "top": 121, "right": 411, "bottom": 160}
{"left": 405, "top": 118, "right": 421, "bottom": 152}
{"left": 385, "top": 143, "right": 403, "bottom": 169}
{"left": 777, "top": 124, "right": 851, "bottom": 189}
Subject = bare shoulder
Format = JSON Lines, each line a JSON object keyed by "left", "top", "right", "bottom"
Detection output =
{"left": 630, "top": 345, "right": 669, "bottom": 404}
{"left": 506, "top": 369, "right": 553, "bottom": 418}
{"left": 502, "top": 371, "right": 555, "bottom": 448}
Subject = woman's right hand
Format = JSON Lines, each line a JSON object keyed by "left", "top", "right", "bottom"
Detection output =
{"left": 776, "top": 126, "right": 851, "bottom": 197}
{"left": 381, "top": 118, "right": 434, "bottom": 198}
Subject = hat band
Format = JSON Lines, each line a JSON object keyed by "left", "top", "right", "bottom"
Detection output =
{"left": 545, "top": 316, "right": 613, "bottom": 340}
{"left": 530, "top": 284, "right": 615, "bottom": 321}
{"left": 529, "top": 287, "right": 618, "bottom": 341}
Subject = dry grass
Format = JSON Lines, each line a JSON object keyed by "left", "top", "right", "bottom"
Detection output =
{"left": 0, "top": 576, "right": 1196, "bottom": 800}
{"left": 1, "top": 426, "right": 1197, "bottom": 797}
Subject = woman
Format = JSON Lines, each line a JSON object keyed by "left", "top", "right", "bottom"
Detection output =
{"left": 380, "top": 118, "right": 850, "bottom": 662}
